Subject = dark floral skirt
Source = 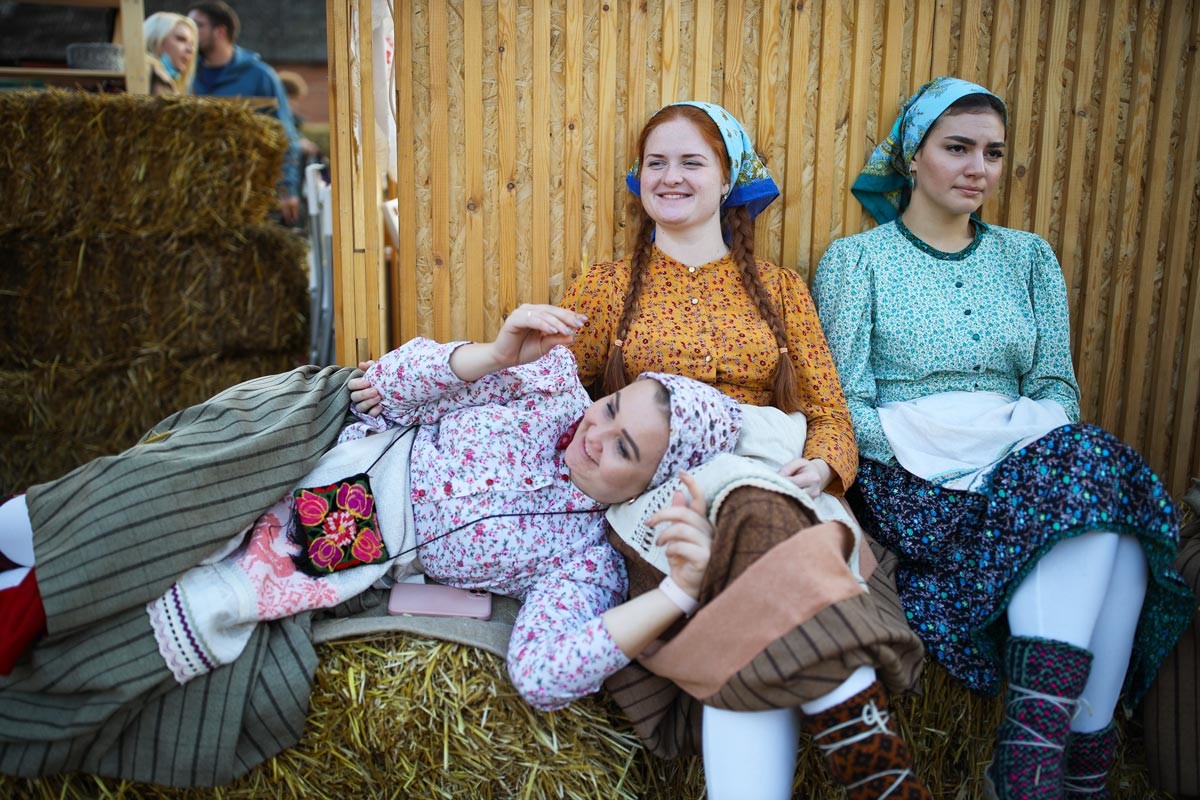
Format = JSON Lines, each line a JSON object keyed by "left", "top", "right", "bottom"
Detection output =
{"left": 850, "top": 423, "right": 1192, "bottom": 706}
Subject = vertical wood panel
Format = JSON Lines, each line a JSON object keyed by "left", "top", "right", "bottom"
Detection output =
{"left": 843, "top": 0, "right": 872, "bottom": 236}
{"left": 693, "top": 0, "right": 714, "bottom": 101}
{"left": 1031, "top": 0, "right": 1068, "bottom": 237}
{"left": 1002, "top": 1, "right": 1038, "bottom": 231}
{"left": 1125, "top": 0, "right": 1180, "bottom": 445}
{"left": 428, "top": 0, "right": 451, "bottom": 343}
{"left": 1076, "top": 0, "right": 1129, "bottom": 419}
{"left": 877, "top": 0, "right": 904, "bottom": 144}
{"left": 394, "top": 0, "right": 418, "bottom": 344}
{"left": 957, "top": 0, "right": 982, "bottom": 82}
{"left": 755, "top": 0, "right": 782, "bottom": 257}
{"left": 722, "top": 0, "right": 745, "bottom": 119}
{"left": 463, "top": 0, "right": 485, "bottom": 341}
{"left": 1176, "top": 238, "right": 1200, "bottom": 491}
{"left": 625, "top": 1, "right": 649, "bottom": 254}
{"left": 981, "top": 0, "right": 1013, "bottom": 222}
{"left": 910, "top": 0, "right": 935, "bottom": 90}
{"left": 1100, "top": 0, "right": 1159, "bottom": 435}
{"left": 987, "top": 0, "right": 1013, "bottom": 92}
{"left": 328, "top": 0, "right": 356, "bottom": 363}
{"left": 1057, "top": 0, "right": 1100, "bottom": 295}
{"left": 661, "top": 0, "right": 681, "bottom": 103}
{"left": 496, "top": 0, "right": 519, "bottom": 313}
{"left": 781, "top": 0, "right": 811, "bottom": 271}
{"left": 1153, "top": 2, "right": 1200, "bottom": 494}
{"left": 530, "top": 1, "right": 551, "bottom": 304}
{"left": 596, "top": 2, "right": 617, "bottom": 262}
{"left": 930, "top": 0, "right": 953, "bottom": 78}
{"left": 810, "top": 2, "right": 840, "bottom": 271}
{"left": 562, "top": 0, "right": 584, "bottom": 291}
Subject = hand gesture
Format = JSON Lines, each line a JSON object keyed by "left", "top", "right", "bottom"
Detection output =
{"left": 646, "top": 472, "right": 712, "bottom": 601}
{"left": 490, "top": 304, "right": 587, "bottom": 369}
{"left": 779, "top": 457, "right": 832, "bottom": 498}
{"left": 349, "top": 360, "right": 382, "bottom": 417}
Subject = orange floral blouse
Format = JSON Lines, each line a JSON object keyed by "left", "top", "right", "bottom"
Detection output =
{"left": 561, "top": 248, "right": 857, "bottom": 494}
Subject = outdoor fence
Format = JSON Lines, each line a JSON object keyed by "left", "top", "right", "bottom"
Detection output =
{"left": 327, "top": 0, "right": 1200, "bottom": 496}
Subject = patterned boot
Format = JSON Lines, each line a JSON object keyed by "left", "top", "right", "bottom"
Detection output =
{"left": 804, "top": 680, "right": 932, "bottom": 800}
{"left": 983, "top": 636, "right": 1094, "bottom": 800}
{"left": 1063, "top": 722, "right": 1118, "bottom": 798}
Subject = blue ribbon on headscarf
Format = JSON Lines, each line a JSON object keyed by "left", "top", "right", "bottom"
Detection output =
{"left": 851, "top": 77, "right": 1005, "bottom": 225}
{"left": 625, "top": 101, "right": 780, "bottom": 221}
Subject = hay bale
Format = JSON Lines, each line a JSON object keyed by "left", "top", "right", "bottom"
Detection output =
{"left": 0, "top": 89, "right": 286, "bottom": 238}
{"left": 0, "top": 636, "right": 1176, "bottom": 799}
{"left": 0, "top": 227, "right": 308, "bottom": 367}
{"left": 0, "top": 351, "right": 303, "bottom": 493}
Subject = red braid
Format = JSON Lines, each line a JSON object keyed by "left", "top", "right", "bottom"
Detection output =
{"left": 726, "top": 205, "right": 802, "bottom": 412}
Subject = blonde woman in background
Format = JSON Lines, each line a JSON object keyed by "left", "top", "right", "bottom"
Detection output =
{"left": 143, "top": 12, "right": 198, "bottom": 94}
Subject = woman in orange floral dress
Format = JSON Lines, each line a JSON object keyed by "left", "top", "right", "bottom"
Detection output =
{"left": 561, "top": 101, "right": 930, "bottom": 800}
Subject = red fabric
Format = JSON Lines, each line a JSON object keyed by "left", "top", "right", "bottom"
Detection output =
{"left": 0, "top": 568, "right": 46, "bottom": 675}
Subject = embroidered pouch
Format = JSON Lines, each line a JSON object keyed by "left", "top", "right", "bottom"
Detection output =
{"left": 292, "top": 474, "right": 389, "bottom": 575}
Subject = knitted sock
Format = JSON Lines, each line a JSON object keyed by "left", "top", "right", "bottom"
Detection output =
{"left": 0, "top": 568, "right": 46, "bottom": 675}
{"left": 1064, "top": 722, "right": 1118, "bottom": 799}
{"left": 803, "top": 680, "right": 932, "bottom": 800}
{"left": 985, "top": 636, "right": 1094, "bottom": 800}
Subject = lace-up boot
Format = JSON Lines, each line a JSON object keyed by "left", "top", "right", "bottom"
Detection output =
{"left": 803, "top": 680, "right": 932, "bottom": 800}
{"left": 1063, "top": 722, "right": 1118, "bottom": 798}
{"left": 983, "top": 636, "right": 1094, "bottom": 799}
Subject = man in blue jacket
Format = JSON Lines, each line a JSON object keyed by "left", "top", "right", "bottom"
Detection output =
{"left": 188, "top": 1, "right": 302, "bottom": 225}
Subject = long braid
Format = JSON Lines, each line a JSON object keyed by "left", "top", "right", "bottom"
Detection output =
{"left": 602, "top": 206, "right": 657, "bottom": 395}
{"left": 726, "top": 205, "right": 802, "bottom": 412}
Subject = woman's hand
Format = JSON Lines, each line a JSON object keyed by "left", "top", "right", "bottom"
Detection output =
{"left": 449, "top": 304, "right": 587, "bottom": 382}
{"left": 779, "top": 457, "right": 832, "bottom": 498}
{"left": 491, "top": 304, "right": 587, "bottom": 369}
{"left": 349, "top": 360, "right": 382, "bottom": 417}
{"left": 647, "top": 472, "right": 712, "bottom": 600}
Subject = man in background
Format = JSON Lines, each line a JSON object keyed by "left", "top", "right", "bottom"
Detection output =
{"left": 188, "top": 1, "right": 301, "bottom": 225}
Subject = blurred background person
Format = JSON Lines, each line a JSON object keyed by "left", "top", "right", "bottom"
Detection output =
{"left": 143, "top": 11, "right": 197, "bottom": 95}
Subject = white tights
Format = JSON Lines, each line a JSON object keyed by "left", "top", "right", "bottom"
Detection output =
{"left": 0, "top": 495, "right": 33, "bottom": 591}
{"left": 1006, "top": 531, "right": 1148, "bottom": 733}
{"left": 702, "top": 664, "right": 876, "bottom": 800}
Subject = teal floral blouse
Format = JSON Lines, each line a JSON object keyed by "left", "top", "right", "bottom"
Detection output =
{"left": 812, "top": 220, "right": 1081, "bottom": 465}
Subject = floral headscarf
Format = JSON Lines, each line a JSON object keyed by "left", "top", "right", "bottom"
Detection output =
{"left": 638, "top": 372, "right": 742, "bottom": 490}
{"left": 625, "top": 101, "right": 781, "bottom": 221}
{"left": 852, "top": 77, "right": 1006, "bottom": 224}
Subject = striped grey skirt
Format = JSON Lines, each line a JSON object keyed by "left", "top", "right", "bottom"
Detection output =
{"left": 0, "top": 365, "right": 357, "bottom": 787}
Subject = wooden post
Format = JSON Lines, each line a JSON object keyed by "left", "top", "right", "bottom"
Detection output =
{"left": 327, "top": 0, "right": 385, "bottom": 365}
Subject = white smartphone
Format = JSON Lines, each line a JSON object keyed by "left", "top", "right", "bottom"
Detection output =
{"left": 387, "top": 582, "right": 493, "bottom": 620}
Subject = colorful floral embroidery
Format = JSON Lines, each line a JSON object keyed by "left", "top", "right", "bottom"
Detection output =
{"left": 292, "top": 475, "right": 389, "bottom": 574}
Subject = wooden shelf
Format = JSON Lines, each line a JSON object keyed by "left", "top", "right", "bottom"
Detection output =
{"left": 0, "top": 66, "right": 125, "bottom": 84}
{"left": 14, "top": 0, "right": 147, "bottom": 94}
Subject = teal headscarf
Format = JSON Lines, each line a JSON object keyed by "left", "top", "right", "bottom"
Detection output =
{"left": 852, "top": 77, "right": 1005, "bottom": 224}
{"left": 625, "top": 101, "right": 780, "bottom": 221}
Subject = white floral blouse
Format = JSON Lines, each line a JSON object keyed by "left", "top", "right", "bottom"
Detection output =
{"left": 341, "top": 338, "right": 630, "bottom": 710}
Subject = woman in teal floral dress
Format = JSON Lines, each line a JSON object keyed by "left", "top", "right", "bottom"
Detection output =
{"left": 813, "top": 77, "right": 1192, "bottom": 800}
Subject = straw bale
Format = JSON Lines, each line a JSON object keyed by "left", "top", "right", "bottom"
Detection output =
{"left": 0, "top": 635, "right": 1175, "bottom": 799}
{"left": 0, "top": 227, "right": 308, "bottom": 367}
{"left": 0, "top": 352, "right": 303, "bottom": 494}
{"left": 0, "top": 89, "right": 286, "bottom": 239}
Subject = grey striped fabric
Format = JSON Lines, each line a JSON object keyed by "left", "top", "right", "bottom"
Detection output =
{"left": 605, "top": 488, "right": 925, "bottom": 758}
{"left": 1, "top": 366, "right": 355, "bottom": 786}
{"left": 1143, "top": 481, "right": 1200, "bottom": 797}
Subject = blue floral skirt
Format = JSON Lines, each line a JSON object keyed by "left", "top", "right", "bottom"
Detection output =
{"left": 850, "top": 424, "right": 1192, "bottom": 705}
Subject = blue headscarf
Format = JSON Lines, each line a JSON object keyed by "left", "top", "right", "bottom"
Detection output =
{"left": 625, "top": 101, "right": 780, "bottom": 221}
{"left": 852, "top": 77, "right": 1006, "bottom": 224}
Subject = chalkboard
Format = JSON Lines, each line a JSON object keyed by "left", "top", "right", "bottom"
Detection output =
{"left": 0, "top": 0, "right": 326, "bottom": 64}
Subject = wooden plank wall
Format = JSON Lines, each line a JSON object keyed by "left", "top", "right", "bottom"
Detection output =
{"left": 336, "top": 0, "right": 1200, "bottom": 497}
